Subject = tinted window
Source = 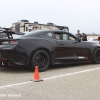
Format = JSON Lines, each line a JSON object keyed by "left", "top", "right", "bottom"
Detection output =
{"left": 54, "top": 32, "right": 76, "bottom": 40}
{"left": 46, "top": 32, "right": 53, "bottom": 37}
{"left": 23, "top": 31, "right": 40, "bottom": 37}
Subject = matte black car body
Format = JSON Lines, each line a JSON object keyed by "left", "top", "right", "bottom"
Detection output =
{"left": 0, "top": 30, "right": 100, "bottom": 71}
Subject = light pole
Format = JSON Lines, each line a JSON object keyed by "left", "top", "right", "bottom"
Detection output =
{"left": 92, "top": 32, "right": 94, "bottom": 38}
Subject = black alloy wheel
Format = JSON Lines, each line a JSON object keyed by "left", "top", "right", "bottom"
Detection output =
{"left": 31, "top": 50, "right": 50, "bottom": 72}
{"left": 93, "top": 48, "right": 100, "bottom": 64}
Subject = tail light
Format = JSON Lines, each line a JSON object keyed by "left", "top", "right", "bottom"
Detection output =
{"left": 98, "top": 37, "right": 100, "bottom": 44}
{"left": 2, "top": 58, "right": 7, "bottom": 60}
{"left": 10, "top": 40, "right": 16, "bottom": 44}
{"left": 98, "top": 37, "right": 100, "bottom": 41}
{"left": 2, "top": 40, "right": 18, "bottom": 45}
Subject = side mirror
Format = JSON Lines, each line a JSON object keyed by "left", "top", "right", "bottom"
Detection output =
{"left": 76, "top": 37, "right": 81, "bottom": 42}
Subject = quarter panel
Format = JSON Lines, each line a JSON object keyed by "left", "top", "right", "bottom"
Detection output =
{"left": 17, "top": 37, "right": 57, "bottom": 63}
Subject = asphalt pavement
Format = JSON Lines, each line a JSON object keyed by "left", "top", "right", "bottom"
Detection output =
{"left": 0, "top": 63, "right": 100, "bottom": 100}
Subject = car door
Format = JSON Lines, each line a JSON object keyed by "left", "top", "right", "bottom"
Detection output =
{"left": 54, "top": 32, "right": 89, "bottom": 62}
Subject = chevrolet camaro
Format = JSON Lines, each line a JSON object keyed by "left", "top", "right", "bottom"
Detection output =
{"left": 0, "top": 30, "right": 100, "bottom": 72}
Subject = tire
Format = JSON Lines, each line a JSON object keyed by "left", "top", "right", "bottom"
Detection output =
{"left": 93, "top": 48, "right": 100, "bottom": 64}
{"left": 31, "top": 50, "right": 50, "bottom": 72}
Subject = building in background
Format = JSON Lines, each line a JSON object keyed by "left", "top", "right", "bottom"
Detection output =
{"left": 11, "top": 20, "right": 100, "bottom": 40}
{"left": 87, "top": 34, "right": 100, "bottom": 40}
{"left": 12, "top": 19, "right": 69, "bottom": 33}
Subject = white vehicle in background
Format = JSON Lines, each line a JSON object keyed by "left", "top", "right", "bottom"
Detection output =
{"left": 87, "top": 37, "right": 100, "bottom": 44}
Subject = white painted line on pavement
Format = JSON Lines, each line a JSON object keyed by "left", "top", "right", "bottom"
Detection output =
{"left": 43, "top": 67, "right": 100, "bottom": 80}
{"left": 0, "top": 81, "right": 32, "bottom": 89}
{"left": 0, "top": 67, "right": 100, "bottom": 89}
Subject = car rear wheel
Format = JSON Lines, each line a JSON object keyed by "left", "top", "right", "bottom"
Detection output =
{"left": 93, "top": 48, "right": 100, "bottom": 64}
{"left": 31, "top": 50, "right": 50, "bottom": 72}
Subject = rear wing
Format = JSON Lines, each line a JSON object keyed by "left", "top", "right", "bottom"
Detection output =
{"left": 0, "top": 27, "right": 24, "bottom": 38}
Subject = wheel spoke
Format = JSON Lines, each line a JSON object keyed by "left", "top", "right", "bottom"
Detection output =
{"left": 95, "top": 50, "right": 100, "bottom": 63}
{"left": 31, "top": 50, "right": 50, "bottom": 72}
{"left": 97, "top": 56, "right": 100, "bottom": 61}
{"left": 35, "top": 53, "right": 48, "bottom": 68}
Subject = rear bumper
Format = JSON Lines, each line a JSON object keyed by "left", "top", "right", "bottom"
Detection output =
{"left": 0, "top": 44, "right": 17, "bottom": 51}
{"left": 1, "top": 58, "right": 25, "bottom": 66}
{"left": 0, "top": 55, "right": 1, "bottom": 64}
{"left": 0, "top": 44, "right": 30, "bottom": 66}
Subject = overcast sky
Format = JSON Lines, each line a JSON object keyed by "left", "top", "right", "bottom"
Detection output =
{"left": 0, "top": 0, "right": 100, "bottom": 34}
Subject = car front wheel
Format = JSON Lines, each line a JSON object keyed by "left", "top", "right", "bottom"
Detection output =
{"left": 31, "top": 50, "right": 50, "bottom": 72}
{"left": 93, "top": 48, "right": 100, "bottom": 64}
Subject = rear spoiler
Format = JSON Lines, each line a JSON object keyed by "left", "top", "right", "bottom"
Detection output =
{"left": 0, "top": 27, "right": 24, "bottom": 38}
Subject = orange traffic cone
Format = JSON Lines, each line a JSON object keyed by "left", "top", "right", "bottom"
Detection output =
{"left": 30, "top": 66, "right": 43, "bottom": 82}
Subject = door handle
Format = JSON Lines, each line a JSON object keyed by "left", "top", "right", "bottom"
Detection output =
{"left": 72, "top": 41, "right": 78, "bottom": 44}
{"left": 59, "top": 44, "right": 64, "bottom": 45}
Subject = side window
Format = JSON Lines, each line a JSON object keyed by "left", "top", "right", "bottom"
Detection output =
{"left": 55, "top": 34, "right": 60, "bottom": 40}
{"left": 94, "top": 39, "right": 98, "bottom": 41}
{"left": 69, "top": 36, "right": 76, "bottom": 40}
{"left": 55, "top": 33, "right": 68, "bottom": 40}
{"left": 55, "top": 32, "right": 76, "bottom": 41}
{"left": 45, "top": 32, "right": 53, "bottom": 38}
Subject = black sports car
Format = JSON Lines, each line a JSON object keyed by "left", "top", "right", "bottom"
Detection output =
{"left": 0, "top": 30, "right": 100, "bottom": 71}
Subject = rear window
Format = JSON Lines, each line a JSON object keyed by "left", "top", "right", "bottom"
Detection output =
{"left": 24, "top": 31, "right": 36, "bottom": 37}
{"left": 46, "top": 33, "right": 53, "bottom": 37}
{"left": 23, "top": 31, "right": 41, "bottom": 37}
